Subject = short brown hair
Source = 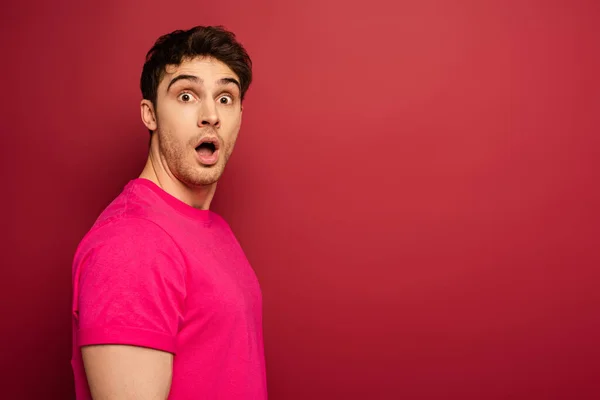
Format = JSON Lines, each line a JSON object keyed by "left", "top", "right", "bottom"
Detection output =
{"left": 140, "top": 25, "right": 253, "bottom": 109}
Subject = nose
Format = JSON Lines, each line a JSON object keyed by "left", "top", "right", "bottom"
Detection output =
{"left": 198, "top": 98, "right": 220, "bottom": 128}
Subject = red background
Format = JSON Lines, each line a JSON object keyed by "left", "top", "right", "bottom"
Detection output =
{"left": 2, "top": 0, "right": 599, "bottom": 399}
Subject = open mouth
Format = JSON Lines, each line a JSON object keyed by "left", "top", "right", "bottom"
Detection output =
{"left": 196, "top": 141, "right": 216, "bottom": 154}
{"left": 195, "top": 138, "right": 220, "bottom": 165}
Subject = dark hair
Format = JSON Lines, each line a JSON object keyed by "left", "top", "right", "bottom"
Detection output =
{"left": 140, "top": 25, "right": 252, "bottom": 109}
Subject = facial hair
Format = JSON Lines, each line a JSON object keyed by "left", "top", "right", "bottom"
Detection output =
{"left": 157, "top": 126, "right": 232, "bottom": 187}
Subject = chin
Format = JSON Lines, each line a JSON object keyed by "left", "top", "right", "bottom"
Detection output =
{"left": 178, "top": 155, "right": 228, "bottom": 186}
{"left": 193, "top": 168, "right": 225, "bottom": 186}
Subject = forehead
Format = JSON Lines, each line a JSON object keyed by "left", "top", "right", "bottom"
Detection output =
{"left": 161, "top": 56, "right": 239, "bottom": 86}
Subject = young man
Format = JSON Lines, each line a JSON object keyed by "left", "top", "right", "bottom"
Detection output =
{"left": 70, "top": 26, "right": 267, "bottom": 399}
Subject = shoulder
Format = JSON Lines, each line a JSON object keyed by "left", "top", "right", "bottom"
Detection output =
{"left": 73, "top": 216, "right": 185, "bottom": 272}
{"left": 89, "top": 216, "right": 176, "bottom": 246}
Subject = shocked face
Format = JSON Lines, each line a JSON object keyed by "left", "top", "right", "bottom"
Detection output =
{"left": 144, "top": 56, "right": 243, "bottom": 187}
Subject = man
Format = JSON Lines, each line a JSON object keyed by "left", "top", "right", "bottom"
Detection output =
{"left": 70, "top": 26, "right": 267, "bottom": 399}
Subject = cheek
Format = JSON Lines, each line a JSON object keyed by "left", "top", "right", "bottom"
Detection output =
{"left": 221, "top": 112, "right": 242, "bottom": 145}
{"left": 160, "top": 101, "right": 197, "bottom": 121}
{"left": 159, "top": 106, "right": 197, "bottom": 136}
{"left": 222, "top": 109, "right": 241, "bottom": 126}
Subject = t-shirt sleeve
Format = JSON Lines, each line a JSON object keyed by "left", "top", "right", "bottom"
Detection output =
{"left": 73, "top": 217, "right": 186, "bottom": 354}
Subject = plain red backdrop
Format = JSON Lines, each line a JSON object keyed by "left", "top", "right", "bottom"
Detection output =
{"left": 1, "top": 0, "right": 599, "bottom": 399}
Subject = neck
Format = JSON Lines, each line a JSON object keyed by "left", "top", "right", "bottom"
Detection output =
{"left": 139, "top": 153, "right": 217, "bottom": 211}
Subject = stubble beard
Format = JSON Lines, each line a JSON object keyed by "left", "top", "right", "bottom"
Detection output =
{"left": 157, "top": 128, "right": 232, "bottom": 187}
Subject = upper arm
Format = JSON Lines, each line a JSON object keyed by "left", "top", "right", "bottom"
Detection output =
{"left": 73, "top": 218, "right": 186, "bottom": 399}
{"left": 82, "top": 344, "right": 173, "bottom": 400}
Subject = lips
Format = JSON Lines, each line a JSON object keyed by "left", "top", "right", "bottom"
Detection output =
{"left": 195, "top": 137, "right": 220, "bottom": 166}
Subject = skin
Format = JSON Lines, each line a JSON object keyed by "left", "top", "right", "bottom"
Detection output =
{"left": 141, "top": 55, "right": 244, "bottom": 210}
{"left": 81, "top": 56, "right": 244, "bottom": 399}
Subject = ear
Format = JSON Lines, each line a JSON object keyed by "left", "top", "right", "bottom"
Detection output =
{"left": 141, "top": 99, "right": 158, "bottom": 131}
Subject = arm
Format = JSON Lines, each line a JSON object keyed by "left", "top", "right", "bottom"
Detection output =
{"left": 73, "top": 218, "right": 186, "bottom": 399}
{"left": 82, "top": 345, "right": 173, "bottom": 400}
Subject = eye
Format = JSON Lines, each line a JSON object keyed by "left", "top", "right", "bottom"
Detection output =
{"left": 178, "top": 92, "right": 196, "bottom": 103}
{"left": 218, "top": 94, "right": 233, "bottom": 105}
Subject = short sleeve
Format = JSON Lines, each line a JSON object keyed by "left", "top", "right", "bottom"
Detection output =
{"left": 73, "top": 217, "right": 186, "bottom": 354}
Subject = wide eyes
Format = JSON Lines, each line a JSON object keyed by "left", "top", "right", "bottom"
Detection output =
{"left": 177, "top": 91, "right": 234, "bottom": 105}
{"left": 178, "top": 92, "right": 195, "bottom": 102}
{"left": 218, "top": 95, "right": 233, "bottom": 105}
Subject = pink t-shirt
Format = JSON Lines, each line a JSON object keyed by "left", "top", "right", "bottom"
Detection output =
{"left": 71, "top": 178, "right": 267, "bottom": 399}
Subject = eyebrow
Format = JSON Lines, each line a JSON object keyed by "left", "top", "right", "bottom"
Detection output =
{"left": 167, "top": 74, "right": 200, "bottom": 92}
{"left": 218, "top": 77, "right": 241, "bottom": 92}
{"left": 166, "top": 74, "right": 241, "bottom": 93}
